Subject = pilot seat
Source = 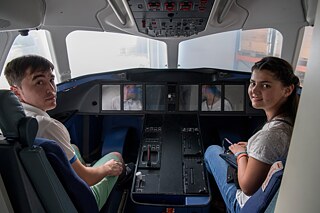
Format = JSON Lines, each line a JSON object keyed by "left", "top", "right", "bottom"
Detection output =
{"left": 0, "top": 90, "right": 100, "bottom": 212}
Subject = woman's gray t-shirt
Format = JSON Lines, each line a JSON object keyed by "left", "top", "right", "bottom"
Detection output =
{"left": 247, "top": 118, "right": 293, "bottom": 164}
{"left": 236, "top": 117, "right": 293, "bottom": 207}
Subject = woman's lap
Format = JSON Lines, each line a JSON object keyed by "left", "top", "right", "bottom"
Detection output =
{"left": 204, "top": 145, "right": 241, "bottom": 213}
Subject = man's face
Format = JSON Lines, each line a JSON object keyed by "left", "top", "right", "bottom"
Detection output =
{"left": 202, "top": 85, "right": 213, "bottom": 99}
{"left": 12, "top": 68, "right": 57, "bottom": 111}
{"left": 124, "top": 85, "right": 137, "bottom": 100}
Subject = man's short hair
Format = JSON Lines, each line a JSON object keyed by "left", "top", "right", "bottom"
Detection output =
{"left": 4, "top": 55, "right": 54, "bottom": 87}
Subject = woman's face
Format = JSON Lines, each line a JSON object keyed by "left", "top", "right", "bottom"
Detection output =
{"left": 248, "top": 69, "right": 293, "bottom": 118}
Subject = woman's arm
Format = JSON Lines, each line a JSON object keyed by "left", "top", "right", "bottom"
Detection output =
{"left": 237, "top": 155, "right": 270, "bottom": 195}
{"left": 229, "top": 143, "right": 271, "bottom": 195}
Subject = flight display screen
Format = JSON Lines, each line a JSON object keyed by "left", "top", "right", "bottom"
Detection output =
{"left": 179, "top": 85, "right": 198, "bottom": 111}
{"left": 101, "top": 84, "right": 143, "bottom": 111}
{"left": 101, "top": 83, "right": 245, "bottom": 112}
{"left": 201, "top": 85, "right": 223, "bottom": 111}
{"left": 101, "top": 85, "right": 120, "bottom": 110}
{"left": 146, "top": 85, "right": 166, "bottom": 111}
{"left": 225, "top": 85, "right": 245, "bottom": 111}
{"left": 201, "top": 84, "right": 245, "bottom": 112}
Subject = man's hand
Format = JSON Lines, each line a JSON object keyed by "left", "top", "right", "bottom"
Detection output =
{"left": 104, "top": 159, "right": 123, "bottom": 176}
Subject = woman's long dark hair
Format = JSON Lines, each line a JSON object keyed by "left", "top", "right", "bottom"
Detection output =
{"left": 251, "top": 56, "right": 300, "bottom": 121}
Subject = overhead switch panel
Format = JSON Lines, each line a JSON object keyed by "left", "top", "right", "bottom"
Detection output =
{"left": 127, "top": 0, "right": 215, "bottom": 37}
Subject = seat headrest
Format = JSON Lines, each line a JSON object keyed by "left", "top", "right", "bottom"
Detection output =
{"left": 0, "top": 90, "right": 38, "bottom": 146}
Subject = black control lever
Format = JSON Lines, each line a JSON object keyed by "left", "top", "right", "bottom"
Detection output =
{"left": 147, "top": 144, "right": 151, "bottom": 167}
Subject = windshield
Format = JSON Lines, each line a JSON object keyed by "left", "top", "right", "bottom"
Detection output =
{"left": 179, "top": 28, "right": 283, "bottom": 72}
{"left": 66, "top": 31, "right": 168, "bottom": 78}
{"left": 0, "top": 27, "right": 312, "bottom": 88}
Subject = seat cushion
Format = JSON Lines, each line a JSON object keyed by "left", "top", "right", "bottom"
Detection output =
{"left": 34, "top": 138, "right": 99, "bottom": 213}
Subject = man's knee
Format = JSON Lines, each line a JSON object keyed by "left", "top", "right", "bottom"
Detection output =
{"left": 110, "top": 152, "right": 123, "bottom": 162}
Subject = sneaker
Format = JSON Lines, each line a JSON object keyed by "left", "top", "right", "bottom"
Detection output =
{"left": 117, "top": 162, "right": 135, "bottom": 186}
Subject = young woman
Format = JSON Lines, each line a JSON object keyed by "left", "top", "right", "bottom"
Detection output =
{"left": 204, "top": 56, "right": 300, "bottom": 212}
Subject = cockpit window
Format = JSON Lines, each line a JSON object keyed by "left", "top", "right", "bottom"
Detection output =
{"left": 295, "top": 26, "right": 313, "bottom": 86}
{"left": 0, "top": 30, "right": 54, "bottom": 89}
{"left": 66, "top": 31, "right": 167, "bottom": 78}
{"left": 178, "top": 28, "right": 283, "bottom": 72}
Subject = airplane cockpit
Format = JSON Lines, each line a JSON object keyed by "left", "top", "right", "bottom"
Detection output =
{"left": 1, "top": 0, "right": 319, "bottom": 212}
{"left": 45, "top": 68, "right": 265, "bottom": 212}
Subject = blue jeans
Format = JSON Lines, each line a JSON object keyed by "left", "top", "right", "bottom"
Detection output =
{"left": 204, "top": 145, "right": 241, "bottom": 213}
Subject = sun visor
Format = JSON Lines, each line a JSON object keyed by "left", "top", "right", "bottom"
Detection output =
{"left": 0, "top": 0, "right": 45, "bottom": 32}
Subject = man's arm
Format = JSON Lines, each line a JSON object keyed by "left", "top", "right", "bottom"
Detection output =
{"left": 71, "top": 158, "right": 123, "bottom": 186}
{"left": 40, "top": 118, "right": 124, "bottom": 186}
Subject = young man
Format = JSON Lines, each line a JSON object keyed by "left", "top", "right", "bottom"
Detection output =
{"left": 4, "top": 55, "right": 133, "bottom": 210}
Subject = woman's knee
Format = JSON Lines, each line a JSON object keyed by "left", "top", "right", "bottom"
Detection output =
{"left": 204, "top": 145, "right": 223, "bottom": 160}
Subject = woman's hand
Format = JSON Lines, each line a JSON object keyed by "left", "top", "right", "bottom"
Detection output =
{"left": 237, "top": 142, "right": 248, "bottom": 148}
{"left": 229, "top": 142, "right": 247, "bottom": 154}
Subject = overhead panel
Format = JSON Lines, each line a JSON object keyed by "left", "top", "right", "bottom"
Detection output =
{"left": 126, "top": 0, "right": 215, "bottom": 37}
